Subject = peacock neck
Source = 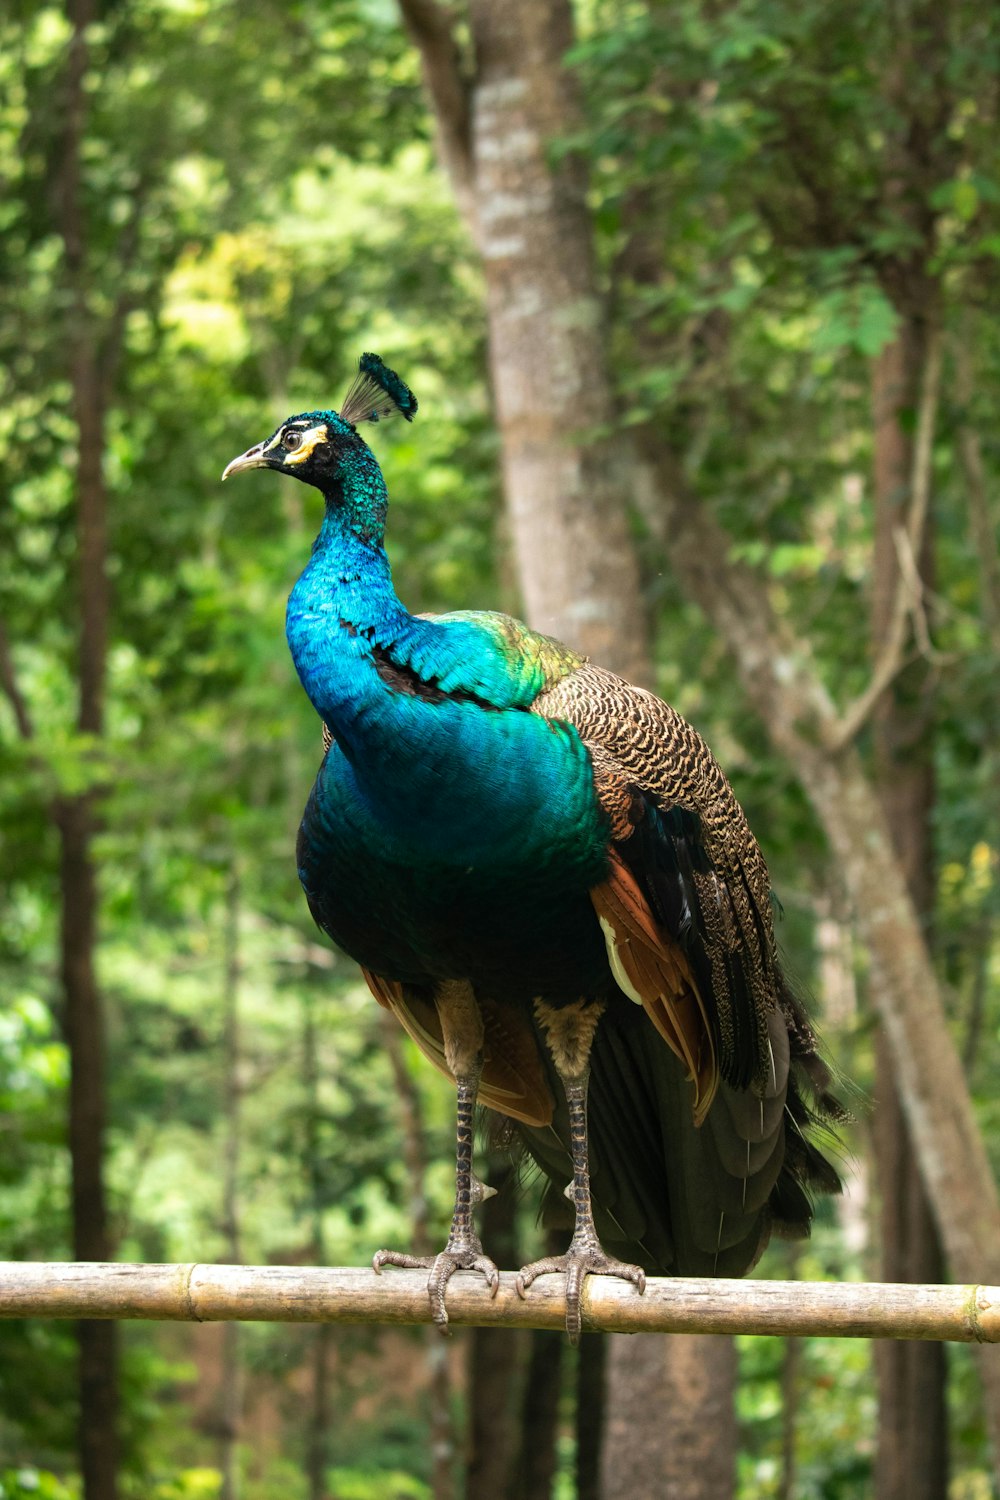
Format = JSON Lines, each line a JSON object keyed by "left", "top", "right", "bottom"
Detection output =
{"left": 285, "top": 483, "right": 410, "bottom": 729}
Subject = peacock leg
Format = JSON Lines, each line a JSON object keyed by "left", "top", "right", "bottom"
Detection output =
{"left": 373, "top": 979, "right": 499, "bottom": 1333}
{"left": 516, "top": 1000, "right": 645, "bottom": 1343}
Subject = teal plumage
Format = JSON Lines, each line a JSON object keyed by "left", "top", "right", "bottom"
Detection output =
{"left": 224, "top": 355, "right": 842, "bottom": 1339}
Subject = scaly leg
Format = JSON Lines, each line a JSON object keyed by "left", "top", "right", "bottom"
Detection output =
{"left": 373, "top": 979, "right": 499, "bottom": 1332}
{"left": 516, "top": 1000, "right": 645, "bottom": 1342}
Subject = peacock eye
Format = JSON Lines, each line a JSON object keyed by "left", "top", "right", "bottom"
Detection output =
{"left": 282, "top": 429, "right": 302, "bottom": 451}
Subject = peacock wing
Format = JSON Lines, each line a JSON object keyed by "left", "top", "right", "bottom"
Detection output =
{"left": 591, "top": 846, "right": 719, "bottom": 1124}
{"left": 534, "top": 664, "right": 779, "bottom": 1099}
{"left": 362, "top": 969, "right": 555, "bottom": 1128}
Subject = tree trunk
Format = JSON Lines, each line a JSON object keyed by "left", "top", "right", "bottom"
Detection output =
{"left": 575, "top": 1333, "right": 606, "bottom": 1500}
{"left": 511, "top": 1329, "right": 562, "bottom": 1500}
{"left": 630, "top": 433, "right": 1000, "bottom": 1468}
{"left": 508, "top": 1231, "right": 565, "bottom": 1500}
{"left": 219, "top": 870, "right": 243, "bottom": 1500}
{"left": 398, "top": 4, "right": 735, "bottom": 1491}
{"left": 58, "top": 796, "right": 118, "bottom": 1500}
{"left": 467, "top": 1157, "right": 523, "bottom": 1500}
{"left": 778, "top": 1336, "right": 802, "bottom": 1500}
{"left": 306, "top": 1325, "right": 332, "bottom": 1500}
{"left": 380, "top": 1016, "right": 457, "bottom": 1500}
{"left": 466, "top": 1, "right": 648, "bottom": 684}
{"left": 599, "top": 1337, "right": 666, "bottom": 1500}
{"left": 870, "top": 331, "right": 949, "bottom": 1500}
{"left": 954, "top": 331, "right": 1000, "bottom": 656}
{"left": 600, "top": 1335, "right": 736, "bottom": 1500}
{"left": 58, "top": 1, "right": 117, "bottom": 1493}
{"left": 661, "top": 1336, "right": 738, "bottom": 1499}
{"left": 304, "top": 996, "right": 332, "bottom": 1500}
{"left": 400, "top": 0, "right": 649, "bottom": 684}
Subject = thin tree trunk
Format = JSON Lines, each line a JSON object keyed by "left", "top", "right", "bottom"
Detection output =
{"left": 601, "top": 1334, "right": 737, "bottom": 1499}
{"left": 864, "top": 39, "right": 957, "bottom": 1482}
{"left": 870, "top": 329, "right": 949, "bottom": 1500}
{"left": 508, "top": 1230, "right": 565, "bottom": 1500}
{"left": 575, "top": 1333, "right": 606, "bottom": 1500}
{"left": 777, "top": 1242, "right": 804, "bottom": 1500}
{"left": 466, "top": 1156, "right": 523, "bottom": 1500}
{"left": 58, "top": 1, "right": 117, "bottom": 1493}
{"left": 307, "top": 1324, "right": 332, "bottom": 1500}
{"left": 599, "top": 1336, "right": 666, "bottom": 1500}
{"left": 380, "top": 1016, "right": 456, "bottom": 1500}
{"left": 304, "top": 996, "right": 331, "bottom": 1500}
{"left": 778, "top": 1337, "right": 802, "bottom": 1500}
{"left": 219, "top": 870, "right": 243, "bottom": 1500}
{"left": 58, "top": 796, "right": 117, "bottom": 1500}
{"left": 662, "top": 1335, "right": 738, "bottom": 1498}
{"left": 513, "top": 1330, "right": 562, "bottom": 1500}
{"left": 874, "top": 1040, "right": 949, "bottom": 1497}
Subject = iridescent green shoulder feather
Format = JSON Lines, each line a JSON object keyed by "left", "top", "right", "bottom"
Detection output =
{"left": 433, "top": 610, "right": 585, "bottom": 704}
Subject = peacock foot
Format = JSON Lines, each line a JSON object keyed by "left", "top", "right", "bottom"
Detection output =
{"left": 515, "top": 1243, "right": 646, "bottom": 1344}
{"left": 373, "top": 1240, "right": 500, "bottom": 1334}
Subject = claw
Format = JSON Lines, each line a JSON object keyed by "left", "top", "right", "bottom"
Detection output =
{"left": 372, "top": 1243, "right": 500, "bottom": 1333}
{"left": 516, "top": 1246, "right": 646, "bottom": 1344}
{"left": 372, "top": 1249, "right": 426, "bottom": 1274}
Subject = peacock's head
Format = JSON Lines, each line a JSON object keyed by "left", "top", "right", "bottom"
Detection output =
{"left": 222, "top": 353, "right": 417, "bottom": 492}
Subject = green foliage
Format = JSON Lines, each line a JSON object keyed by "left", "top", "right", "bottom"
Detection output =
{"left": 809, "top": 285, "right": 900, "bottom": 360}
{"left": 0, "top": 1471, "right": 78, "bottom": 1500}
{"left": 2, "top": 0, "right": 999, "bottom": 1492}
{"left": 325, "top": 1469, "right": 430, "bottom": 1500}
{"left": 737, "top": 1334, "right": 876, "bottom": 1498}
{"left": 147, "top": 1472, "right": 222, "bottom": 1500}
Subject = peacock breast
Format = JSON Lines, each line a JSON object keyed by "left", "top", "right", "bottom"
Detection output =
{"left": 296, "top": 697, "right": 613, "bottom": 999}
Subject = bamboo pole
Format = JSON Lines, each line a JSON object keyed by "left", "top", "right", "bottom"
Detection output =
{"left": 1, "top": 1264, "right": 997, "bottom": 1342}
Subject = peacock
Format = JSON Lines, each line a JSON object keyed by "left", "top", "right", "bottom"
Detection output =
{"left": 223, "top": 353, "right": 842, "bottom": 1341}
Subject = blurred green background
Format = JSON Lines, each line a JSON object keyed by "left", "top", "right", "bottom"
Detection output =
{"left": 2, "top": 0, "right": 999, "bottom": 1495}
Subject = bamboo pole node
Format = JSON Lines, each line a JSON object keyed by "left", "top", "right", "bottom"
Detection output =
{"left": 2, "top": 1263, "right": 1000, "bottom": 1342}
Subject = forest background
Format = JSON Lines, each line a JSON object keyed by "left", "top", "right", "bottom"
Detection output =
{"left": 1, "top": 0, "right": 999, "bottom": 1497}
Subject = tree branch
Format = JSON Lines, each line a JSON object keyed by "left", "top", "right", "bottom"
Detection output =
{"left": 828, "top": 322, "right": 943, "bottom": 750}
{"left": 2, "top": 1263, "right": 999, "bottom": 1342}
{"left": 0, "top": 619, "right": 35, "bottom": 741}
{"left": 396, "top": 0, "right": 476, "bottom": 223}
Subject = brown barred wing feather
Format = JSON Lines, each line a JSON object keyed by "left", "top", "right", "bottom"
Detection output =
{"left": 534, "top": 664, "right": 777, "bottom": 1096}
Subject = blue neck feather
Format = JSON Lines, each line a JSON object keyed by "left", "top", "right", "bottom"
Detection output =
{"left": 285, "top": 448, "right": 603, "bottom": 873}
{"left": 285, "top": 465, "right": 408, "bottom": 729}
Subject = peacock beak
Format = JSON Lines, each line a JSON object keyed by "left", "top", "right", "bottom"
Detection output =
{"left": 221, "top": 441, "right": 270, "bottom": 481}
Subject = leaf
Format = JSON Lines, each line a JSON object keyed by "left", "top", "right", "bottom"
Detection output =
{"left": 812, "top": 284, "right": 900, "bottom": 359}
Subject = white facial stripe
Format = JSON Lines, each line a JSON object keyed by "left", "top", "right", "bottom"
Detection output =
{"left": 284, "top": 426, "right": 327, "bottom": 465}
{"left": 264, "top": 431, "right": 285, "bottom": 453}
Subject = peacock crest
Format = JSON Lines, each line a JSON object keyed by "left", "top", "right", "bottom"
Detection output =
{"left": 340, "top": 352, "right": 419, "bottom": 428}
